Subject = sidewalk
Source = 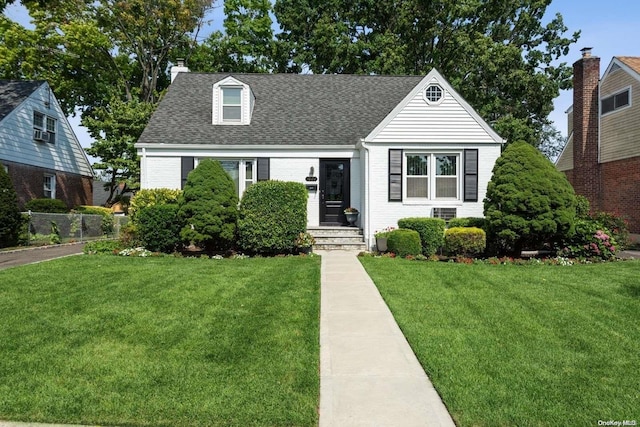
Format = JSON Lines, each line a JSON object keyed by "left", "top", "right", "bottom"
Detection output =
{"left": 317, "top": 250, "right": 455, "bottom": 427}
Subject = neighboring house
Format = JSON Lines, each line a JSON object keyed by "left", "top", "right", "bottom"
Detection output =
{"left": 136, "top": 66, "right": 504, "bottom": 249}
{"left": 556, "top": 48, "right": 640, "bottom": 237}
{"left": 0, "top": 80, "right": 93, "bottom": 209}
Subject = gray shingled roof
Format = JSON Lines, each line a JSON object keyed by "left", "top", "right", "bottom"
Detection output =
{"left": 138, "top": 73, "right": 424, "bottom": 146}
{"left": 0, "top": 80, "right": 44, "bottom": 122}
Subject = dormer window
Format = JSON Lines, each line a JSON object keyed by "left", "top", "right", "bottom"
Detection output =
{"left": 222, "top": 87, "right": 242, "bottom": 122}
{"left": 213, "top": 76, "right": 254, "bottom": 125}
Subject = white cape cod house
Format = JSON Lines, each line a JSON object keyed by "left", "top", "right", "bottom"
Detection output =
{"left": 136, "top": 66, "right": 504, "bottom": 249}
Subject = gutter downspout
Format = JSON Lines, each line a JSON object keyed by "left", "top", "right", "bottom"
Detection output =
{"left": 140, "top": 147, "right": 147, "bottom": 189}
{"left": 358, "top": 138, "right": 371, "bottom": 250}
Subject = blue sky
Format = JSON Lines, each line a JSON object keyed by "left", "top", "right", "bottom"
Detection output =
{"left": 5, "top": 0, "right": 640, "bottom": 156}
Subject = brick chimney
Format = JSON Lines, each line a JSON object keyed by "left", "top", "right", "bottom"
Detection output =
{"left": 572, "top": 47, "right": 601, "bottom": 211}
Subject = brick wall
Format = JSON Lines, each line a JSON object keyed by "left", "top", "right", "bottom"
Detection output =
{"left": 572, "top": 53, "right": 602, "bottom": 212}
{"left": 3, "top": 160, "right": 92, "bottom": 210}
{"left": 601, "top": 156, "right": 640, "bottom": 234}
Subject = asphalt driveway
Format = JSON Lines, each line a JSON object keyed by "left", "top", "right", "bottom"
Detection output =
{"left": 0, "top": 243, "right": 86, "bottom": 270}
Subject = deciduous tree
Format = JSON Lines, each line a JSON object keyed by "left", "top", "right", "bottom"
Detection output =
{"left": 274, "top": 0, "right": 579, "bottom": 145}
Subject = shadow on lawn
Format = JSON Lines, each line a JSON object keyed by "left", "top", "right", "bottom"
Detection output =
{"left": 620, "top": 283, "right": 640, "bottom": 298}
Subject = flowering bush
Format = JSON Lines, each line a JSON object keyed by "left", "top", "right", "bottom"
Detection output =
{"left": 560, "top": 219, "right": 617, "bottom": 260}
{"left": 294, "top": 232, "right": 316, "bottom": 247}
{"left": 118, "top": 247, "right": 152, "bottom": 257}
{"left": 375, "top": 226, "right": 396, "bottom": 238}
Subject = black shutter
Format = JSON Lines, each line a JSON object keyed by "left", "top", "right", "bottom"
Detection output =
{"left": 464, "top": 149, "right": 478, "bottom": 202}
{"left": 389, "top": 149, "right": 403, "bottom": 201}
{"left": 181, "top": 157, "right": 194, "bottom": 189}
{"left": 257, "top": 158, "right": 270, "bottom": 181}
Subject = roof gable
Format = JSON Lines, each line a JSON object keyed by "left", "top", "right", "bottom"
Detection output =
{"left": 0, "top": 80, "right": 44, "bottom": 123}
{"left": 603, "top": 57, "right": 640, "bottom": 84}
{"left": 365, "top": 69, "right": 504, "bottom": 144}
{"left": 138, "top": 73, "right": 425, "bottom": 146}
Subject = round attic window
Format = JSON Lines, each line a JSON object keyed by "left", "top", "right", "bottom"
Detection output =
{"left": 424, "top": 84, "right": 443, "bottom": 103}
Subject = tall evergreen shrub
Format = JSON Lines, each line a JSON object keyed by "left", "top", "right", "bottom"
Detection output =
{"left": 238, "top": 180, "right": 308, "bottom": 254}
{"left": 178, "top": 159, "right": 239, "bottom": 251}
{"left": 484, "top": 141, "right": 577, "bottom": 255}
{"left": 0, "top": 167, "right": 23, "bottom": 248}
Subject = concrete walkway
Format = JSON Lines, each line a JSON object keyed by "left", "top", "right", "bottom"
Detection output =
{"left": 317, "top": 250, "right": 456, "bottom": 427}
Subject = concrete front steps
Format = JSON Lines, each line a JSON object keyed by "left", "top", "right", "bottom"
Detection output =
{"left": 308, "top": 226, "right": 367, "bottom": 251}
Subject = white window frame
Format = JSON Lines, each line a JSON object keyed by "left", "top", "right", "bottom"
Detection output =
{"left": 221, "top": 86, "right": 243, "bottom": 123}
{"left": 403, "top": 152, "right": 460, "bottom": 202}
{"left": 196, "top": 158, "right": 256, "bottom": 196}
{"left": 43, "top": 174, "right": 56, "bottom": 199}
{"left": 33, "top": 110, "right": 57, "bottom": 143}
{"left": 422, "top": 83, "right": 445, "bottom": 105}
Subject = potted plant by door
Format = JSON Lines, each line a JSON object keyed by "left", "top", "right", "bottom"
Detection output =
{"left": 374, "top": 226, "right": 396, "bottom": 252}
{"left": 344, "top": 207, "right": 359, "bottom": 226}
{"left": 295, "top": 232, "right": 316, "bottom": 254}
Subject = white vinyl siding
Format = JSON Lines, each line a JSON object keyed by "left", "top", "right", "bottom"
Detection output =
{"left": 369, "top": 80, "right": 502, "bottom": 144}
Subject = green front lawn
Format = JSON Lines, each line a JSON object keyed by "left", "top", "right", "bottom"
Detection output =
{"left": 0, "top": 255, "right": 320, "bottom": 427}
{"left": 360, "top": 258, "right": 640, "bottom": 426}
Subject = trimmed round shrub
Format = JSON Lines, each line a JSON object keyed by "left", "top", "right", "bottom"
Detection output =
{"left": 24, "top": 198, "right": 68, "bottom": 213}
{"left": 484, "top": 141, "right": 577, "bottom": 256}
{"left": 0, "top": 167, "right": 23, "bottom": 248}
{"left": 178, "top": 159, "right": 239, "bottom": 252}
{"left": 129, "top": 188, "right": 182, "bottom": 223}
{"left": 397, "top": 217, "right": 445, "bottom": 256}
{"left": 386, "top": 228, "right": 422, "bottom": 257}
{"left": 136, "top": 204, "right": 182, "bottom": 253}
{"left": 444, "top": 227, "right": 486, "bottom": 257}
{"left": 447, "top": 217, "right": 487, "bottom": 230}
{"left": 238, "top": 180, "right": 308, "bottom": 254}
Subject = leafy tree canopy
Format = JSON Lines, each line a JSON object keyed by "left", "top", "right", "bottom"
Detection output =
{"left": 0, "top": 0, "right": 213, "bottom": 204}
{"left": 274, "top": 0, "right": 580, "bottom": 145}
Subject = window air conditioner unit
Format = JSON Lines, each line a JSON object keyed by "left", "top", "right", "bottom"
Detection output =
{"left": 433, "top": 207, "right": 457, "bottom": 221}
{"left": 34, "top": 129, "right": 49, "bottom": 142}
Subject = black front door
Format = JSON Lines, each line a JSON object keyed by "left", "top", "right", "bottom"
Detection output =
{"left": 320, "top": 159, "right": 350, "bottom": 225}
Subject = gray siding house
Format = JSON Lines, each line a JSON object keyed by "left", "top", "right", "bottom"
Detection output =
{"left": 0, "top": 80, "right": 93, "bottom": 209}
